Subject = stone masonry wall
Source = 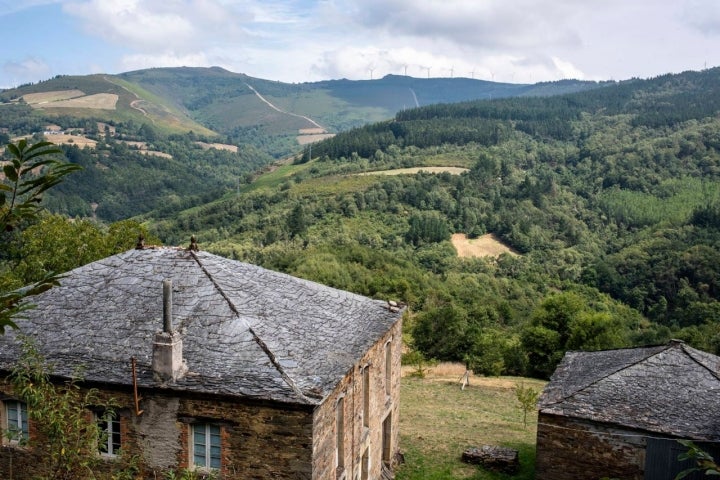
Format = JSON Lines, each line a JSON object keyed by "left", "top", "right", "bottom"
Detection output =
{"left": 312, "top": 319, "right": 402, "bottom": 480}
{"left": 535, "top": 413, "right": 647, "bottom": 480}
{"left": 0, "top": 378, "right": 314, "bottom": 480}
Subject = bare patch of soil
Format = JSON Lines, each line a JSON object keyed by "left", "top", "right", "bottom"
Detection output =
{"left": 452, "top": 233, "right": 518, "bottom": 258}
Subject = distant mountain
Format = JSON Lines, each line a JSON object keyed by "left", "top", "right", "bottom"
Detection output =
{"left": 1, "top": 67, "right": 605, "bottom": 157}
{"left": 143, "top": 67, "right": 720, "bottom": 377}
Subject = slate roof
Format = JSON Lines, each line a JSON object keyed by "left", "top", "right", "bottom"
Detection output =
{"left": 0, "top": 247, "right": 403, "bottom": 406}
{"left": 538, "top": 340, "right": 720, "bottom": 440}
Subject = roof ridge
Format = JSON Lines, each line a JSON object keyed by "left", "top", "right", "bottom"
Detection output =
{"left": 189, "top": 251, "right": 314, "bottom": 404}
{"left": 680, "top": 343, "right": 720, "bottom": 383}
{"left": 545, "top": 344, "right": 671, "bottom": 407}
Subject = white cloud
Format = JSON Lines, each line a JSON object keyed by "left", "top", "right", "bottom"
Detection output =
{"left": 2, "top": 57, "right": 51, "bottom": 87}
{"left": 63, "top": 0, "right": 248, "bottom": 52}
{"left": 682, "top": 0, "right": 720, "bottom": 35}
{"left": 120, "top": 52, "right": 212, "bottom": 72}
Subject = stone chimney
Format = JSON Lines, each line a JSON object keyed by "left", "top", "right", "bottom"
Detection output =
{"left": 152, "top": 279, "right": 187, "bottom": 382}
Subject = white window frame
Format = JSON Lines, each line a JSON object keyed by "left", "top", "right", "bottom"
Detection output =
{"left": 96, "top": 411, "right": 121, "bottom": 457}
{"left": 190, "top": 423, "right": 222, "bottom": 470}
{"left": 3, "top": 399, "right": 28, "bottom": 444}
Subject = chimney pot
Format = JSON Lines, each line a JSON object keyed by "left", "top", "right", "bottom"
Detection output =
{"left": 153, "top": 279, "right": 186, "bottom": 382}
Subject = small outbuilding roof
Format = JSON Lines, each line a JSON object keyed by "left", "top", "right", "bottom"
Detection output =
{"left": 538, "top": 340, "right": 720, "bottom": 440}
{"left": 0, "top": 247, "right": 403, "bottom": 406}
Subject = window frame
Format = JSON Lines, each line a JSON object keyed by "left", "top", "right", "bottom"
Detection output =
{"left": 384, "top": 338, "right": 393, "bottom": 396}
{"left": 96, "top": 410, "right": 121, "bottom": 457}
{"left": 189, "top": 423, "right": 222, "bottom": 471}
{"left": 3, "top": 399, "right": 29, "bottom": 445}
{"left": 361, "top": 365, "right": 370, "bottom": 429}
{"left": 335, "top": 394, "right": 345, "bottom": 474}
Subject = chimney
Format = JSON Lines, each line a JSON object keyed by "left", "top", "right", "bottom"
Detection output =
{"left": 152, "top": 279, "right": 187, "bottom": 382}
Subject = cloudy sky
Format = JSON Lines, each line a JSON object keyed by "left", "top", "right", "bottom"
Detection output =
{"left": 1, "top": 0, "right": 719, "bottom": 89}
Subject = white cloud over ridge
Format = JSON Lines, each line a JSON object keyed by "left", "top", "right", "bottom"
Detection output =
{"left": 1, "top": 0, "right": 718, "bottom": 87}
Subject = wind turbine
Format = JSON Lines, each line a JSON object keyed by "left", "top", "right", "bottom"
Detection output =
{"left": 425, "top": 66, "right": 431, "bottom": 79}
{"left": 369, "top": 67, "right": 375, "bottom": 80}
{"left": 449, "top": 66, "right": 454, "bottom": 78}
{"left": 403, "top": 64, "right": 409, "bottom": 76}
{"left": 470, "top": 69, "right": 475, "bottom": 79}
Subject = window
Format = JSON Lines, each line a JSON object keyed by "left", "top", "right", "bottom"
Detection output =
{"left": 384, "top": 340, "right": 392, "bottom": 396}
{"left": 4, "top": 400, "right": 28, "bottom": 443}
{"left": 362, "top": 366, "right": 370, "bottom": 429}
{"left": 191, "top": 424, "right": 221, "bottom": 470}
{"left": 97, "top": 411, "right": 121, "bottom": 456}
{"left": 361, "top": 447, "right": 369, "bottom": 480}
{"left": 382, "top": 413, "right": 392, "bottom": 466}
{"left": 336, "top": 396, "right": 345, "bottom": 471}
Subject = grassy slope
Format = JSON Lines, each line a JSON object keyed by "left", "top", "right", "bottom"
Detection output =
{"left": 398, "top": 367, "right": 545, "bottom": 480}
{"left": 1, "top": 74, "right": 215, "bottom": 135}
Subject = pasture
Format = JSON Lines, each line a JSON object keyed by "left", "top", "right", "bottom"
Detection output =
{"left": 451, "top": 233, "right": 518, "bottom": 259}
{"left": 398, "top": 363, "right": 544, "bottom": 480}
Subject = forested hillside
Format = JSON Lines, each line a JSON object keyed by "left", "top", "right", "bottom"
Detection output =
{"left": 143, "top": 67, "right": 720, "bottom": 378}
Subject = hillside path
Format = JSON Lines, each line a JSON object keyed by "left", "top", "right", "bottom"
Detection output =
{"left": 245, "top": 83, "right": 325, "bottom": 130}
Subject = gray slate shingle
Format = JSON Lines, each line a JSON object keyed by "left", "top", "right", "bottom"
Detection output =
{"left": 0, "top": 248, "right": 402, "bottom": 405}
{"left": 539, "top": 341, "right": 720, "bottom": 440}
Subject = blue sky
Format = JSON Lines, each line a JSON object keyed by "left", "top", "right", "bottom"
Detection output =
{"left": 1, "top": 0, "right": 720, "bottom": 89}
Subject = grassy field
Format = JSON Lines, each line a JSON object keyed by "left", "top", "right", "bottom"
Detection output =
{"left": 397, "top": 364, "right": 545, "bottom": 480}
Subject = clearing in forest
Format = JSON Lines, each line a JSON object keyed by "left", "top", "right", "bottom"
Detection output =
{"left": 22, "top": 90, "right": 85, "bottom": 104}
{"left": 452, "top": 233, "right": 518, "bottom": 258}
{"left": 39, "top": 93, "right": 119, "bottom": 110}
{"left": 44, "top": 134, "right": 97, "bottom": 147}
{"left": 195, "top": 141, "right": 239, "bottom": 152}
{"left": 359, "top": 166, "right": 469, "bottom": 176}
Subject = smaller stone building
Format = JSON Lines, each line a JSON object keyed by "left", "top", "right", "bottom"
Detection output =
{"left": 0, "top": 246, "right": 404, "bottom": 479}
{"left": 535, "top": 340, "right": 720, "bottom": 480}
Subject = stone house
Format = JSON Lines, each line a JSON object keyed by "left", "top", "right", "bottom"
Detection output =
{"left": 535, "top": 340, "right": 720, "bottom": 480}
{"left": 0, "top": 245, "right": 404, "bottom": 479}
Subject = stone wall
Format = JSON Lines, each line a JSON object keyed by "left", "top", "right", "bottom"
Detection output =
{"left": 535, "top": 413, "right": 647, "bottom": 480}
{"left": 0, "top": 379, "right": 314, "bottom": 479}
{"left": 312, "top": 318, "right": 402, "bottom": 480}
{"left": 0, "top": 316, "right": 402, "bottom": 480}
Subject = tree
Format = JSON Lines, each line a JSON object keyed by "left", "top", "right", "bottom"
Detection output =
{"left": 9, "top": 338, "right": 114, "bottom": 480}
{"left": 514, "top": 382, "right": 540, "bottom": 428}
{"left": 286, "top": 203, "right": 307, "bottom": 239}
{"left": 0, "top": 140, "right": 80, "bottom": 333}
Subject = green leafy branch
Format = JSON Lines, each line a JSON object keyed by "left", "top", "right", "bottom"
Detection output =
{"left": 676, "top": 440, "right": 720, "bottom": 479}
{"left": 0, "top": 139, "right": 80, "bottom": 334}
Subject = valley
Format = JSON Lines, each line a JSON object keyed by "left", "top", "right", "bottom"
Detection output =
{"left": 3, "top": 68, "right": 720, "bottom": 382}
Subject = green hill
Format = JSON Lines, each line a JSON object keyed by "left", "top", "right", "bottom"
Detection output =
{"left": 2, "top": 67, "right": 605, "bottom": 158}
{"left": 142, "top": 67, "right": 720, "bottom": 379}
{"left": 0, "top": 74, "right": 215, "bottom": 136}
